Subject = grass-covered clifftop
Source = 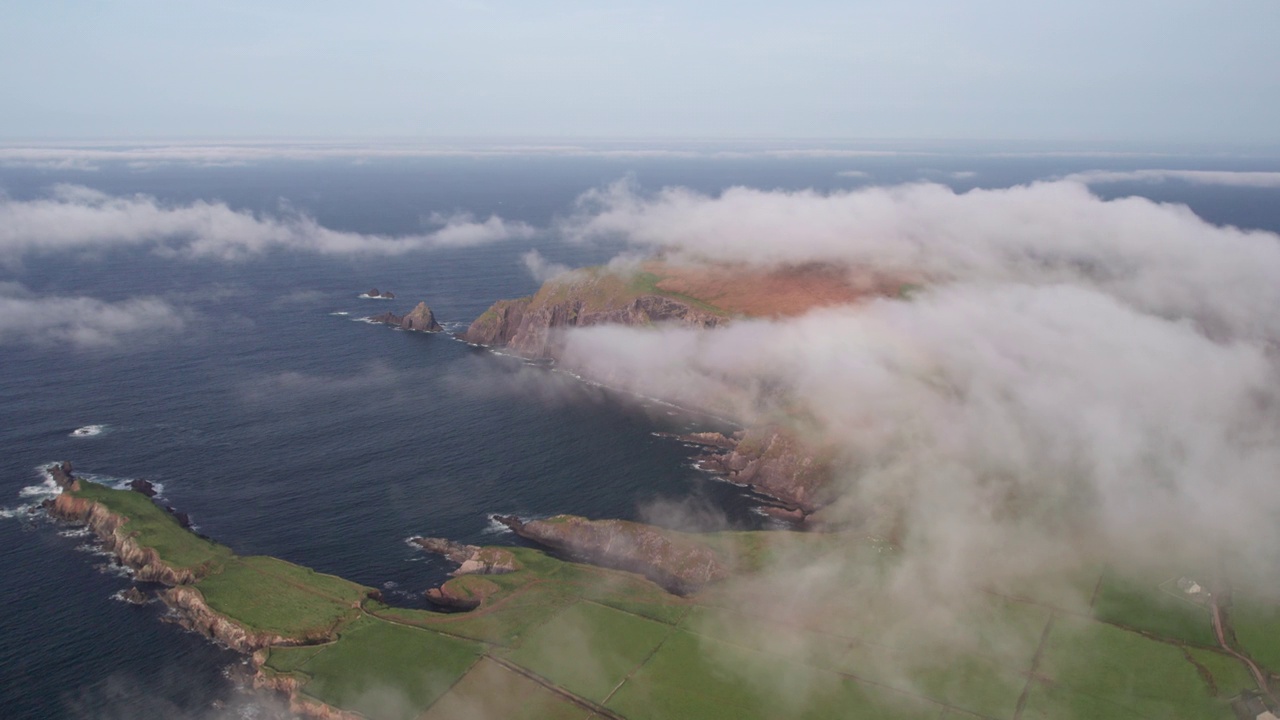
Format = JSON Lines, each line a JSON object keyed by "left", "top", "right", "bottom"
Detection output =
{"left": 49, "top": 476, "right": 1277, "bottom": 719}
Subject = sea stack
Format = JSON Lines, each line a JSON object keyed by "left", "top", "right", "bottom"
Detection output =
{"left": 370, "top": 302, "right": 443, "bottom": 332}
{"left": 364, "top": 288, "right": 395, "bottom": 299}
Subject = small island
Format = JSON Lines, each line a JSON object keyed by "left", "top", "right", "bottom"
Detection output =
{"left": 360, "top": 288, "right": 396, "bottom": 299}
{"left": 369, "top": 301, "right": 443, "bottom": 332}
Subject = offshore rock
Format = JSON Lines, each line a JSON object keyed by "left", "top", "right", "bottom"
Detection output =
{"left": 370, "top": 301, "right": 443, "bottom": 332}
{"left": 48, "top": 461, "right": 79, "bottom": 491}
{"left": 494, "top": 514, "right": 729, "bottom": 595}
{"left": 409, "top": 537, "right": 518, "bottom": 575}
{"left": 364, "top": 288, "right": 395, "bottom": 299}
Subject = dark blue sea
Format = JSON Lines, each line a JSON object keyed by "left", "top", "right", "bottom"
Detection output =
{"left": 2, "top": 147, "right": 1278, "bottom": 719}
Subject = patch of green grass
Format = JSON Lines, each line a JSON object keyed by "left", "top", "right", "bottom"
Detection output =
{"left": 1092, "top": 569, "right": 1216, "bottom": 647}
{"left": 1186, "top": 647, "right": 1255, "bottom": 698}
{"left": 262, "top": 644, "right": 328, "bottom": 674}
{"left": 606, "top": 630, "right": 940, "bottom": 720}
{"left": 295, "top": 616, "right": 483, "bottom": 720}
{"left": 194, "top": 556, "right": 368, "bottom": 639}
{"left": 1034, "top": 615, "right": 1234, "bottom": 719}
{"left": 501, "top": 600, "right": 673, "bottom": 703}
{"left": 71, "top": 481, "right": 232, "bottom": 572}
{"left": 420, "top": 658, "right": 591, "bottom": 720}
{"left": 1229, "top": 599, "right": 1280, "bottom": 676}
{"left": 375, "top": 582, "right": 580, "bottom": 646}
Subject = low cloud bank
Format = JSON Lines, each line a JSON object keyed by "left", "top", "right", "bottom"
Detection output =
{"left": 553, "top": 177, "right": 1280, "bottom": 697}
{"left": 0, "top": 185, "right": 534, "bottom": 263}
{"left": 566, "top": 179, "right": 1280, "bottom": 343}
{"left": 0, "top": 284, "right": 189, "bottom": 349}
{"left": 1064, "top": 168, "right": 1280, "bottom": 187}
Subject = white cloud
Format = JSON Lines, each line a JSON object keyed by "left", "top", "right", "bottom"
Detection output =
{"left": 0, "top": 285, "right": 189, "bottom": 349}
{"left": 550, "top": 175, "right": 1280, "bottom": 680}
{"left": 1063, "top": 168, "right": 1280, "bottom": 187}
{"left": 565, "top": 178, "right": 1280, "bottom": 343}
{"left": 520, "top": 249, "right": 572, "bottom": 283}
{"left": 835, "top": 170, "right": 871, "bottom": 179}
{"left": 0, "top": 185, "right": 534, "bottom": 262}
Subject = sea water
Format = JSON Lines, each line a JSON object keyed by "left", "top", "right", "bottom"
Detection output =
{"left": 2, "top": 149, "right": 1278, "bottom": 718}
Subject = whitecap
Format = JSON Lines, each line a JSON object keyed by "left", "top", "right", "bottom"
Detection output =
{"left": 0, "top": 505, "right": 35, "bottom": 520}
{"left": 70, "top": 424, "right": 106, "bottom": 438}
{"left": 481, "top": 516, "right": 515, "bottom": 535}
{"left": 328, "top": 311, "right": 351, "bottom": 316}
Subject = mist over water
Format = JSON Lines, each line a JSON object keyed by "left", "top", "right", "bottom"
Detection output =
{"left": 2, "top": 151, "right": 1278, "bottom": 718}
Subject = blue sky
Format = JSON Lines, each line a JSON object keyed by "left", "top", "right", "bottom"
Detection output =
{"left": 1, "top": 0, "right": 1277, "bottom": 143}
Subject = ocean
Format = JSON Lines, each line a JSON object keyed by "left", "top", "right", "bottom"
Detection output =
{"left": 1, "top": 147, "right": 1278, "bottom": 718}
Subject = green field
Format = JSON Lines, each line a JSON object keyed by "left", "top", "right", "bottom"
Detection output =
{"left": 194, "top": 555, "right": 368, "bottom": 638}
{"left": 67, "top": 482, "right": 1270, "bottom": 719}
{"left": 71, "top": 480, "right": 233, "bottom": 571}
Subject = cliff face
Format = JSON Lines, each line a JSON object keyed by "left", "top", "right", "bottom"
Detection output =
{"left": 460, "top": 297, "right": 530, "bottom": 346}
{"left": 460, "top": 272, "right": 722, "bottom": 358}
{"left": 48, "top": 493, "right": 204, "bottom": 585}
{"left": 370, "top": 301, "right": 442, "bottom": 332}
{"left": 164, "top": 586, "right": 293, "bottom": 653}
{"left": 496, "top": 514, "right": 729, "bottom": 595}
{"left": 697, "top": 427, "right": 831, "bottom": 514}
{"left": 253, "top": 669, "right": 365, "bottom": 720}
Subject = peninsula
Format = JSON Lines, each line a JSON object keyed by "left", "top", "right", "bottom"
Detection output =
{"left": 38, "top": 452, "right": 1274, "bottom": 719}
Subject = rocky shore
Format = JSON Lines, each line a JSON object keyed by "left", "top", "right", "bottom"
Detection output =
{"left": 494, "top": 514, "right": 729, "bottom": 595}
{"left": 459, "top": 269, "right": 834, "bottom": 519}
{"left": 370, "top": 301, "right": 443, "bottom": 332}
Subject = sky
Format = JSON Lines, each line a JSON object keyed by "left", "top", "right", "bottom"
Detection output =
{"left": 1, "top": 0, "right": 1278, "bottom": 144}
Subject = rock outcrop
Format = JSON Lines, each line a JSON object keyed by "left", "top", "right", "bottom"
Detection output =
{"left": 370, "top": 302, "right": 443, "bottom": 332}
{"left": 693, "top": 427, "right": 831, "bottom": 514}
{"left": 494, "top": 514, "right": 729, "bottom": 595}
{"left": 459, "top": 297, "right": 532, "bottom": 346}
{"left": 363, "top": 288, "right": 395, "bottom": 299}
{"left": 48, "top": 460, "right": 79, "bottom": 491}
{"left": 459, "top": 272, "right": 723, "bottom": 358}
{"left": 410, "top": 537, "right": 519, "bottom": 575}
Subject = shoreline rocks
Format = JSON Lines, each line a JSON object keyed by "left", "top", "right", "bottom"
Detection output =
{"left": 370, "top": 301, "right": 443, "bottom": 332}
{"left": 363, "top": 288, "right": 395, "bottom": 299}
{"left": 493, "top": 514, "right": 729, "bottom": 595}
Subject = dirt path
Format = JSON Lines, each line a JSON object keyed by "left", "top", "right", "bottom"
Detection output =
{"left": 1210, "top": 596, "right": 1272, "bottom": 699}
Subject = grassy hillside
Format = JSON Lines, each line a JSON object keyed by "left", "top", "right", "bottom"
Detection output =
{"left": 65, "top": 482, "right": 1273, "bottom": 719}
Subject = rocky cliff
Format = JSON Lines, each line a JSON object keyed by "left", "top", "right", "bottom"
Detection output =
{"left": 494, "top": 514, "right": 729, "bottom": 595}
{"left": 694, "top": 427, "right": 831, "bottom": 516}
{"left": 48, "top": 492, "right": 207, "bottom": 585}
{"left": 163, "top": 586, "right": 295, "bottom": 653}
{"left": 460, "top": 271, "right": 722, "bottom": 358}
{"left": 370, "top": 301, "right": 442, "bottom": 332}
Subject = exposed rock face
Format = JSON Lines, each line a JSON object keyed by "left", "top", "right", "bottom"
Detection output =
{"left": 48, "top": 493, "right": 206, "bottom": 585}
{"left": 129, "top": 479, "right": 157, "bottom": 497}
{"left": 48, "top": 461, "right": 79, "bottom": 491}
{"left": 494, "top": 514, "right": 729, "bottom": 595}
{"left": 120, "top": 586, "right": 149, "bottom": 605}
{"left": 410, "top": 537, "right": 518, "bottom": 576}
{"left": 364, "top": 288, "right": 395, "bottom": 299}
{"left": 254, "top": 670, "right": 366, "bottom": 720}
{"left": 370, "top": 301, "right": 443, "bottom": 332}
{"left": 459, "top": 297, "right": 531, "bottom": 346}
{"left": 461, "top": 289, "right": 721, "bottom": 358}
{"left": 163, "top": 586, "right": 294, "bottom": 653}
{"left": 654, "top": 431, "right": 738, "bottom": 450}
{"left": 695, "top": 427, "right": 830, "bottom": 513}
